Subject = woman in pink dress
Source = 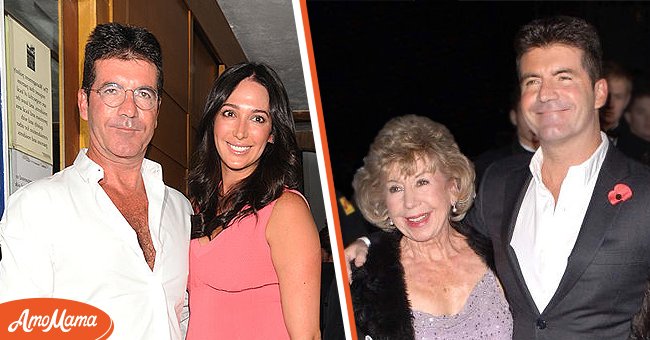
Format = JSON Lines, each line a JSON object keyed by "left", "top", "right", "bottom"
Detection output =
{"left": 186, "top": 62, "right": 321, "bottom": 339}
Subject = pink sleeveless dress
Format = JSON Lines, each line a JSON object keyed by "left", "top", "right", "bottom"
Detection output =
{"left": 186, "top": 190, "right": 303, "bottom": 339}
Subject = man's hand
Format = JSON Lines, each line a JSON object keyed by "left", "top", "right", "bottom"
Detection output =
{"left": 344, "top": 238, "right": 369, "bottom": 281}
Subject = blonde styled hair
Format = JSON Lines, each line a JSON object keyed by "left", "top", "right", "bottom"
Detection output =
{"left": 352, "top": 115, "right": 475, "bottom": 231}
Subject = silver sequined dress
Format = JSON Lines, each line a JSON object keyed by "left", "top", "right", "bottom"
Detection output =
{"left": 412, "top": 270, "right": 513, "bottom": 340}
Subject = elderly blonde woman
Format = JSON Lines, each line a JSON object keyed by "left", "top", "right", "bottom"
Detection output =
{"left": 350, "top": 115, "right": 512, "bottom": 340}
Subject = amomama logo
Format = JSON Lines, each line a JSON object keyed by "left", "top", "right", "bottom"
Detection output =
{"left": 0, "top": 298, "right": 113, "bottom": 339}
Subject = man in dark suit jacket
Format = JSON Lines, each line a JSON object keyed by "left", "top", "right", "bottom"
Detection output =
{"left": 466, "top": 149, "right": 650, "bottom": 339}
{"left": 465, "top": 16, "right": 650, "bottom": 339}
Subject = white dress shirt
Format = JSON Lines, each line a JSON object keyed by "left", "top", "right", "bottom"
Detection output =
{"left": 510, "top": 133, "right": 609, "bottom": 313}
{"left": 0, "top": 149, "right": 192, "bottom": 339}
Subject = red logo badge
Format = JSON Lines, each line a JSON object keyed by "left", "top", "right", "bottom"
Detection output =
{"left": 0, "top": 298, "right": 113, "bottom": 339}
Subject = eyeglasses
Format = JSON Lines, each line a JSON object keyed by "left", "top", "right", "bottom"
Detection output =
{"left": 91, "top": 83, "right": 159, "bottom": 110}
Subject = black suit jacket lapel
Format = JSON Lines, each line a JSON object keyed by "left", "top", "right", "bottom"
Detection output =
{"left": 544, "top": 145, "right": 630, "bottom": 312}
{"left": 501, "top": 165, "right": 541, "bottom": 315}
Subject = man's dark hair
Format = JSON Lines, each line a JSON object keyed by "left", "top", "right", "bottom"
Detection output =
{"left": 514, "top": 16, "right": 602, "bottom": 85}
{"left": 81, "top": 22, "right": 163, "bottom": 96}
{"left": 604, "top": 60, "right": 633, "bottom": 84}
{"left": 630, "top": 75, "right": 650, "bottom": 106}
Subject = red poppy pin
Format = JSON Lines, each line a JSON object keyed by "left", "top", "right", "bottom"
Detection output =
{"left": 608, "top": 183, "right": 632, "bottom": 205}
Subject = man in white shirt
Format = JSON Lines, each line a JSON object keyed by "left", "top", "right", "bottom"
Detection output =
{"left": 347, "top": 16, "right": 650, "bottom": 339}
{"left": 0, "top": 23, "right": 192, "bottom": 340}
{"left": 466, "top": 16, "right": 650, "bottom": 339}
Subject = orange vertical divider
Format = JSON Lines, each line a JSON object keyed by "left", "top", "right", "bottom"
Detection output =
{"left": 298, "top": 1, "right": 358, "bottom": 339}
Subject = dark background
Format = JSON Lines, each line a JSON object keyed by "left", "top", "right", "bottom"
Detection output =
{"left": 306, "top": 1, "right": 650, "bottom": 196}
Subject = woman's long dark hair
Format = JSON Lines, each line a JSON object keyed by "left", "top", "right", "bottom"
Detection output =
{"left": 188, "top": 62, "right": 302, "bottom": 239}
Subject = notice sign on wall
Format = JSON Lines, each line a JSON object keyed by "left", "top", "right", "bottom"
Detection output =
{"left": 5, "top": 15, "right": 52, "bottom": 164}
{"left": 9, "top": 148, "right": 52, "bottom": 194}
